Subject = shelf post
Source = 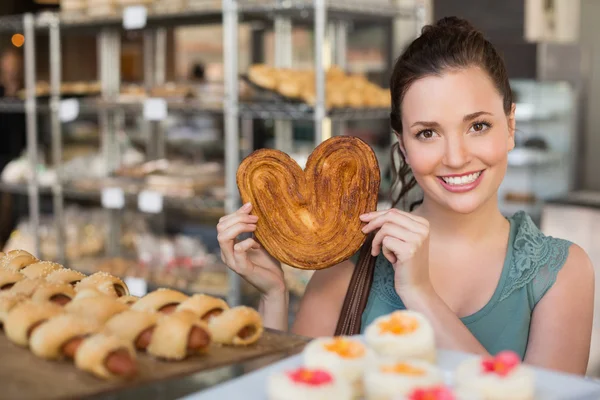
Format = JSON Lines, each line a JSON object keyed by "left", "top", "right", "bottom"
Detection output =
{"left": 274, "top": 16, "right": 293, "bottom": 153}
{"left": 314, "top": 0, "right": 330, "bottom": 147}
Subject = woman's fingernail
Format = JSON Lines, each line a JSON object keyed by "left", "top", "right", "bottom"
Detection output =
{"left": 234, "top": 244, "right": 240, "bottom": 251}
{"left": 242, "top": 202, "right": 251, "bottom": 211}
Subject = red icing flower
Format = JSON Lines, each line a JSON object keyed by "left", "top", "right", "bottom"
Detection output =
{"left": 481, "top": 350, "right": 520, "bottom": 377}
{"left": 287, "top": 368, "right": 333, "bottom": 386}
{"left": 408, "top": 386, "right": 456, "bottom": 400}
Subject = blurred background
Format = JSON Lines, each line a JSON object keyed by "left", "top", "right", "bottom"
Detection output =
{"left": 0, "top": 0, "right": 599, "bottom": 376}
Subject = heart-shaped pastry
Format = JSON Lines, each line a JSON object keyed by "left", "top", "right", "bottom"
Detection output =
{"left": 237, "top": 136, "right": 380, "bottom": 270}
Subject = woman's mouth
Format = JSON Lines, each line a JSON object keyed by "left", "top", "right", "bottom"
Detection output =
{"left": 437, "top": 170, "right": 485, "bottom": 193}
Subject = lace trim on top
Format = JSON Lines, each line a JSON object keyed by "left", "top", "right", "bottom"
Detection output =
{"left": 370, "top": 211, "right": 572, "bottom": 310}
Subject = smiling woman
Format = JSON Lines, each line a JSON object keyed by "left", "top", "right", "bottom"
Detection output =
{"left": 216, "top": 16, "right": 595, "bottom": 377}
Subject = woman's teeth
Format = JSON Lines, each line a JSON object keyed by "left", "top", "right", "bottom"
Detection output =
{"left": 441, "top": 172, "right": 481, "bottom": 185}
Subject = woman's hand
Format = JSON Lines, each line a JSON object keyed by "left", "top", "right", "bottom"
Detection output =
{"left": 217, "top": 203, "right": 285, "bottom": 298}
{"left": 360, "top": 209, "right": 432, "bottom": 297}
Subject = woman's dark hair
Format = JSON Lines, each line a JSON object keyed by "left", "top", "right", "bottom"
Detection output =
{"left": 389, "top": 16, "right": 513, "bottom": 209}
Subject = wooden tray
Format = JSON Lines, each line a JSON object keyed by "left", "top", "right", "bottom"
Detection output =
{"left": 1, "top": 329, "right": 309, "bottom": 400}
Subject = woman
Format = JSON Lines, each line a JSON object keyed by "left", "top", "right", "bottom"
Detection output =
{"left": 216, "top": 17, "right": 594, "bottom": 375}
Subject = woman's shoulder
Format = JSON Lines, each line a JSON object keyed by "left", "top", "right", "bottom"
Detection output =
{"left": 502, "top": 211, "right": 588, "bottom": 306}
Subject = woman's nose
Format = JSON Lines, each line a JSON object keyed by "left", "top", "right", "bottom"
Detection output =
{"left": 442, "top": 135, "right": 470, "bottom": 169}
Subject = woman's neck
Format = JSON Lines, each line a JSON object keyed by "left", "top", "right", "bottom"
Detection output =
{"left": 414, "top": 194, "right": 508, "bottom": 242}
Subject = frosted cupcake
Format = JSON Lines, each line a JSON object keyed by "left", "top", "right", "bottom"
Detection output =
{"left": 365, "top": 310, "right": 436, "bottom": 362}
{"left": 455, "top": 351, "right": 534, "bottom": 400}
{"left": 303, "top": 336, "right": 374, "bottom": 396}
{"left": 267, "top": 366, "right": 353, "bottom": 400}
{"left": 364, "top": 359, "right": 444, "bottom": 400}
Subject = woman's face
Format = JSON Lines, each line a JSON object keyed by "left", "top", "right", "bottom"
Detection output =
{"left": 399, "top": 66, "right": 515, "bottom": 214}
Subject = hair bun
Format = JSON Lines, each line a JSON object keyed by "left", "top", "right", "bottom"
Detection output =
{"left": 434, "top": 16, "right": 477, "bottom": 32}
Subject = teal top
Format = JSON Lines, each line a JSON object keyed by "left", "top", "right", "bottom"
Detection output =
{"left": 359, "top": 211, "right": 572, "bottom": 359}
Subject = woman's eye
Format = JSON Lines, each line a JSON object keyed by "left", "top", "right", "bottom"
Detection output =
{"left": 470, "top": 121, "right": 491, "bottom": 133}
{"left": 417, "top": 129, "right": 436, "bottom": 140}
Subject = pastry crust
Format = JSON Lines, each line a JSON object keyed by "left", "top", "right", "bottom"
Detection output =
{"left": 4, "top": 300, "right": 63, "bottom": 347}
{"left": 2, "top": 251, "right": 38, "bottom": 271}
{"left": 9, "top": 278, "right": 45, "bottom": 297}
{"left": 208, "top": 306, "right": 263, "bottom": 346}
{"left": 104, "top": 310, "right": 158, "bottom": 347}
{"left": 0, "top": 292, "right": 28, "bottom": 324}
{"left": 0, "top": 268, "right": 24, "bottom": 291}
{"left": 73, "top": 288, "right": 108, "bottom": 300}
{"left": 147, "top": 310, "right": 211, "bottom": 360}
{"left": 45, "top": 268, "right": 86, "bottom": 286}
{"left": 29, "top": 314, "right": 100, "bottom": 360}
{"left": 75, "top": 272, "right": 129, "bottom": 297}
{"left": 65, "top": 296, "right": 129, "bottom": 324}
{"left": 74, "top": 333, "right": 137, "bottom": 380}
{"left": 20, "top": 261, "right": 63, "bottom": 279}
{"left": 117, "top": 295, "right": 139, "bottom": 306}
{"left": 248, "top": 64, "right": 277, "bottom": 90}
{"left": 32, "top": 282, "right": 76, "bottom": 305}
{"left": 236, "top": 136, "right": 380, "bottom": 270}
{"left": 175, "top": 294, "right": 230, "bottom": 322}
{"left": 131, "top": 289, "right": 189, "bottom": 313}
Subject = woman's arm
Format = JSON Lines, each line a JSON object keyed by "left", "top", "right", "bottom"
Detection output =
{"left": 523, "top": 244, "right": 594, "bottom": 375}
{"left": 290, "top": 260, "right": 354, "bottom": 337}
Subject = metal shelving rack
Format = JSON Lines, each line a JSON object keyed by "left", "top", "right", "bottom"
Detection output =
{"left": 0, "top": 0, "right": 419, "bottom": 307}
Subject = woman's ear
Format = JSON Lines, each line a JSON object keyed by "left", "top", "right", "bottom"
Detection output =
{"left": 508, "top": 103, "right": 516, "bottom": 151}
{"left": 395, "top": 131, "right": 408, "bottom": 161}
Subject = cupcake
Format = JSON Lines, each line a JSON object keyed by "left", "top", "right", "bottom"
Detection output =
{"left": 364, "top": 359, "right": 444, "bottom": 400}
{"left": 397, "top": 385, "right": 481, "bottom": 400}
{"left": 303, "top": 336, "right": 374, "bottom": 395}
{"left": 267, "top": 367, "right": 353, "bottom": 400}
{"left": 365, "top": 310, "right": 436, "bottom": 362}
{"left": 454, "top": 351, "right": 534, "bottom": 400}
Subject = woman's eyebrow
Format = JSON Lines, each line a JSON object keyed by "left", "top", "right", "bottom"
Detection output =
{"left": 463, "top": 111, "right": 493, "bottom": 121}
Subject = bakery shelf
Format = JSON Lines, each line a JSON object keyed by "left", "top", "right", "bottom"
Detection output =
{"left": 239, "top": 101, "right": 390, "bottom": 121}
{"left": 78, "top": 98, "right": 224, "bottom": 114}
{"left": 0, "top": 99, "right": 26, "bottom": 113}
{"left": 0, "top": 15, "right": 24, "bottom": 33}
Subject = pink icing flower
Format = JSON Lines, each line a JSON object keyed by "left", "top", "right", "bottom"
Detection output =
{"left": 407, "top": 385, "right": 456, "bottom": 400}
{"left": 481, "top": 350, "right": 520, "bottom": 377}
{"left": 287, "top": 368, "right": 333, "bottom": 386}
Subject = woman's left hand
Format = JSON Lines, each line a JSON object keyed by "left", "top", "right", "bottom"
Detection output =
{"left": 360, "top": 209, "right": 433, "bottom": 297}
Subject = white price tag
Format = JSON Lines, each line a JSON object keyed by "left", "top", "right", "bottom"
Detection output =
{"left": 101, "top": 187, "right": 125, "bottom": 209}
{"left": 123, "top": 6, "right": 147, "bottom": 30}
{"left": 138, "top": 190, "right": 163, "bottom": 214}
{"left": 59, "top": 99, "right": 79, "bottom": 122}
{"left": 143, "top": 98, "right": 168, "bottom": 121}
{"left": 124, "top": 276, "right": 147, "bottom": 297}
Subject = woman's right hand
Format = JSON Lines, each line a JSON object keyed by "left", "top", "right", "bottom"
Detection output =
{"left": 217, "top": 202, "right": 285, "bottom": 297}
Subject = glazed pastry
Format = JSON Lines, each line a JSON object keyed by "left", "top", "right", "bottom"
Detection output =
{"left": 0, "top": 292, "right": 28, "bottom": 325}
{"left": 2, "top": 250, "right": 38, "bottom": 271}
{"left": 365, "top": 310, "right": 436, "bottom": 363}
{"left": 175, "top": 294, "right": 229, "bottom": 322}
{"left": 65, "top": 296, "right": 129, "bottom": 324}
{"left": 29, "top": 314, "right": 100, "bottom": 360}
{"left": 364, "top": 359, "right": 444, "bottom": 400}
{"left": 131, "top": 289, "right": 189, "bottom": 314}
{"left": 32, "top": 282, "right": 76, "bottom": 306}
{"left": 45, "top": 268, "right": 86, "bottom": 286}
{"left": 208, "top": 306, "right": 263, "bottom": 346}
{"left": 0, "top": 268, "right": 24, "bottom": 291}
{"left": 248, "top": 64, "right": 277, "bottom": 90}
{"left": 236, "top": 136, "right": 380, "bottom": 270}
{"left": 104, "top": 310, "right": 159, "bottom": 351}
{"left": 455, "top": 351, "right": 534, "bottom": 400}
{"left": 20, "top": 261, "right": 63, "bottom": 279}
{"left": 303, "top": 336, "right": 375, "bottom": 396}
{"left": 147, "top": 310, "right": 211, "bottom": 360}
{"left": 117, "top": 295, "right": 139, "bottom": 306}
{"left": 73, "top": 288, "right": 109, "bottom": 300}
{"left": 75, "top": 333, "right": 137, "bottom": 379}
{"left": 267, "top": 367, "right": 353, "bottom": 400}
{"left": 4, "top": 300, "right": 63, "bottom": 347}
{"left": 75, "top": 272, "right": 129, "bottom": 297}
{"left": 9, "top": 278, "right": 45, "bottom": 297}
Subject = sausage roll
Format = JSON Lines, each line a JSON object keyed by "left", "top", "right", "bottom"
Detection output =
{"left": 0, "top": 268, "right": 24, "bottom": 291}
{"left": 176, "top": 294, "right": 229, "bottom": 322}
{"left": 4, "top": 300, "right": 63, "bottom": 347}
{"left": 9, "top": 278, "right": 45, "bottom": 297}
{"left": 104, "top": 310, "right": 158, "bottom": 351}
{"left": 2, "top": 250, "right": 38, "bottom": 271}
{"left": 147, "top": 310, "right": 211, "bottom": 360}
{"left": 209, "top": 306, "right": 264, "bottom": 346}
{"left": 131, "top": 289, "right": 189, "bottom": 314}
{"left": 0, "top": 292, "right": 28, "bottom": 325}
{"left": 29, "top": 314, "right": 101, "bottom": 360}
{"left": 21, "top": 261, "right": 63, "bottom": 279}
{"left": 117, "top": 295, "right": 139, "bottom": 306}
{"left": 66, "top": 296, "right": 129, "bottom": 324}
{"left": 75, "top": 333, "right": 137, "bottom": 380}
{"left": 46, "top": 268, "right": 86, "bottom": 286}
{"left": 75, "top": 272, "right": 129, "bottom": 298}
{"left": 32, "top": 282, "right": 76, "bottom": 306}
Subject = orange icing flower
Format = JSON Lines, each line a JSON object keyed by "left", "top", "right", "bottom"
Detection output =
{"left": 481, "top": 350, "right": 520, "bottom": 377}
{"left": 323, "top": 337, "right": 365, "bottom": 359}
{"left": 288, "top": 368, "right": 334, "bottom": 386}
{"left": 380, "top": 362, "right": 426, "bottom": 376}
{"left": 378, "top": 312, "right": 419, "bottom": 335}
{"left": 408, "top": 385, "right": 456, "bottom": 400}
